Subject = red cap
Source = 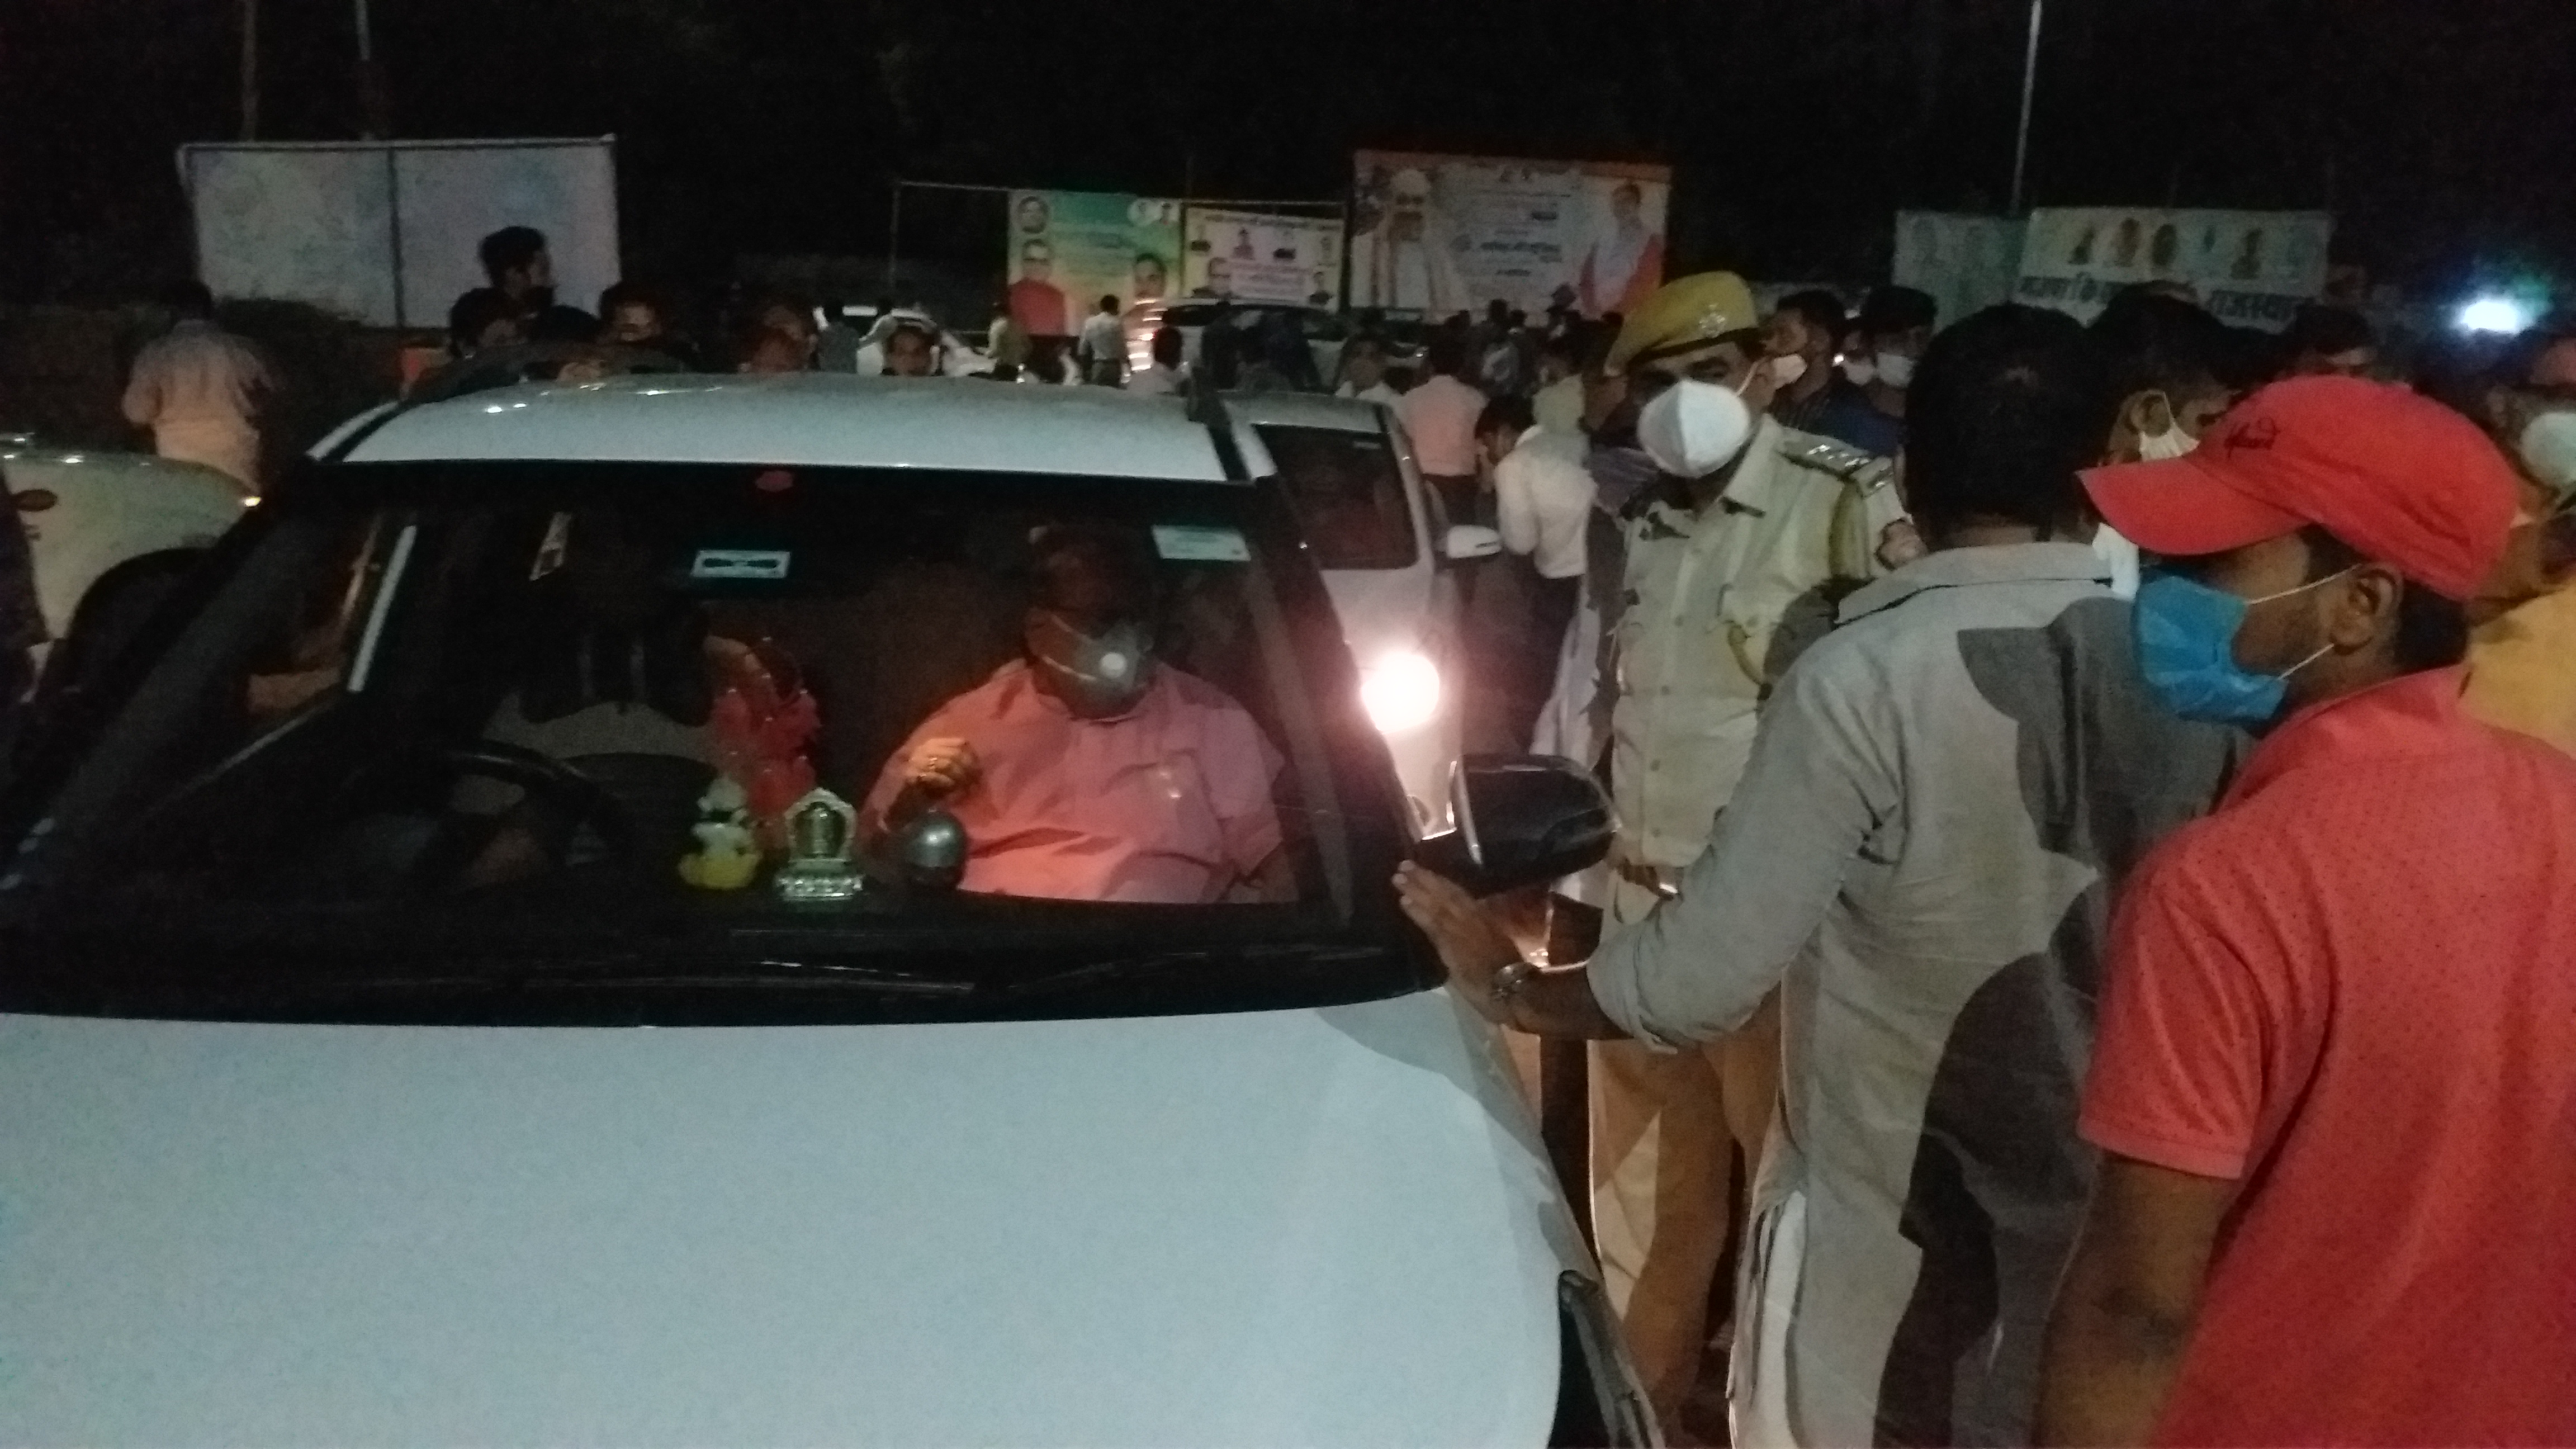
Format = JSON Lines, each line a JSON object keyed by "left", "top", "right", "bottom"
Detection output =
{"left": 2081, "top": 376, "right": 2520, "bottom": 600}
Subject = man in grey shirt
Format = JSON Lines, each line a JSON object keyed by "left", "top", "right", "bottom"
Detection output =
{"left": 1399, "top": 306, "right": 2239, "bottom": 1448}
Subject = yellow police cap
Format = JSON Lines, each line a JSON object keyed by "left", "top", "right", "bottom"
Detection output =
{"left": 1608, "top": 272, "right": 1759, "bottom": 375}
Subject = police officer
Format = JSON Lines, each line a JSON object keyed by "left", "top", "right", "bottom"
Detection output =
{"left": 1587, "top": 271, "right": 1906, "bottom": 1433}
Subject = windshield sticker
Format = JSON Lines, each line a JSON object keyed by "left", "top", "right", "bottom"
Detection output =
{"left": 1152, "top": 524, "right": 1251, "bottom": 562}
{"left": 529, "top": 510, "right": 572, "bottom": 580}
{"left": 692, "top": 548, "right": 793, "bottom": 581}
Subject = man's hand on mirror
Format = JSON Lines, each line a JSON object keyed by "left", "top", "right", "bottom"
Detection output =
{"left": 1393, "top": 862, "right": 1524, "bottom": 1021}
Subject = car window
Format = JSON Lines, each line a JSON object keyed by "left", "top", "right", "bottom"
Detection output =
{"left": 1256, "top": 424, "right": 1420, "bottom": 571}
{"left": 0, "top": 462, "right": 1421, "bottom": 1023}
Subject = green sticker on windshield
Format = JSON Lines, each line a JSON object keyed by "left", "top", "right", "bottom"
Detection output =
{"left": 1152, "top": 524, "right": 1249, "bottom": 562}
{"left": 692, "top": 548, "right": 792, "bottom": 581}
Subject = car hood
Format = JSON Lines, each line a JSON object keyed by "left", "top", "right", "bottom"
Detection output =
{"left": 0, "top": 988, "right": 1585, "bottom": 1448}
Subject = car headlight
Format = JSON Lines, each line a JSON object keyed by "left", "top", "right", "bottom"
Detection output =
{"left": 1360, "top": 649, "right": 1442, "bottom": 735}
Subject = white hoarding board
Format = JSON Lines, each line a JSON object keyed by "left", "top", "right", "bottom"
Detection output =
{"left": 183, "top": 138, "right": 620, "bottom": 329}
{"left": 2014, "top": 208, "right": 2332, "bottom": 331}
{"left": 1892, "top": 212, "right": 2026, "bottom": 332}
{"left": 1350, "top": 151, "right": 1670, "bottom": 318}
{"left": 1180, "top": 207, "right": 1346, "bottom": 308}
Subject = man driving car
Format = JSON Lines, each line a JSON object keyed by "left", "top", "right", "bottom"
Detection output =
{"left": 864, "top": 527, "right": 1291, "bottom": 904}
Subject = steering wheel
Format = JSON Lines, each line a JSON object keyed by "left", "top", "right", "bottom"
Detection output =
{"left": 416, "top": 740, "right": 642, "bottom": 888}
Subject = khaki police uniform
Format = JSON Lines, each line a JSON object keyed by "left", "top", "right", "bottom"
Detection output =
{"left": 1594, "top": 410, "right": 1902, "bottom": 1424}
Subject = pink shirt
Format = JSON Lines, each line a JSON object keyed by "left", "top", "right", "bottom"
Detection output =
{"left": 865, "top": 661, "right": 1285, "bottom": 904}
{"left": 1394, "top": 374, "right": 1488, "bottom": 478}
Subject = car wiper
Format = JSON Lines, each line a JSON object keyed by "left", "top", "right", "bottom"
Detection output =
{"left": 986, "top": 942, "right": 1393, "bottom": 1000}
{"left": 502, "top": 953, "right": 978, "bottom": 995}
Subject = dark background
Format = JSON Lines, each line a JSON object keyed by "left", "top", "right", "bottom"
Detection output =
{"left": 4, "top": 0, "right": 2570, "bottom": 303}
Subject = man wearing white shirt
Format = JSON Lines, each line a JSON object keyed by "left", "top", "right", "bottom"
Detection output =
{"left": 1126, "top": 326, "right": 1185, "bottom": 397}
{"left": 1076, "top": 295, "right": 1128, "bottom": 387}
{"left": 1333, "top": 335, "right": 1401, "bottom": 406}
{"left": 120, "top": 281, "right": 271, "bottom": 490}
{"left": 1479, "top": 396, "right": 1595, "bottom": 746}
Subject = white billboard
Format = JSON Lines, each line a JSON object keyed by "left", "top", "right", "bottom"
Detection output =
{"left": 1349, "top": 151, "right": 1670, "bottom": 318}
{"left": 1180, "top": 207, "right": 1346, "bottom": 309}
{"left": 182, "top": 138, "right": 621, "bottom": 329}
{"left": 1892, "top": 212, "right": 2027, "bottom": 333}
{"left": 2013, "top": 207, "right": 2332, "bottom": 331}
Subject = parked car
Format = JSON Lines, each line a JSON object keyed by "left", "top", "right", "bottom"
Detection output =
{"left": 0, "top": 375, "right": 1644, "bottom": 1448}
{"left": 1225, "top": 389, "right": 1499, "bottom": 832}
{"left": 1, "top": 437, "right": 250, "bottom": 697}
{"left": 1124, "top": 300, "right": 1354, "bottom": 386}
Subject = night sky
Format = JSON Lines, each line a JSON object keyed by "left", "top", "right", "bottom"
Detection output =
{"left": 4, "top": 0, "right": 2571, "bottom": 303}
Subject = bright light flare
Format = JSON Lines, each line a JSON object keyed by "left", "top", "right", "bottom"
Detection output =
{"left": 1360, "top": 650, "right": 1443, "bottom": 735}
{"left": 2457, "top": 296, "right": 2532, "bottom": 335}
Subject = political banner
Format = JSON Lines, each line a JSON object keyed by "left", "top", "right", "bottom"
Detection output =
{"left": 1180, "top": 207, "right": 1346, "bottom": 309}
{"left": 1004, "top": 190, "right": 1182, "bottom": 338}
{"left": 1349, "top": 151, "right": 1670, "bottom": 318}
{"left": 1893, "top": 212, "right": 2027, "bottom": 334}
{"left": 2013, "top": 208, "right": 2333, "bottom": 331}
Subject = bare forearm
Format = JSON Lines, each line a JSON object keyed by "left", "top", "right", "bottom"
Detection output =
{"left": 1502, "top": 965, "right": 1630, "bottom": 1041}
{"left": 2036, "top": 1281, "right": 2193, "bottom": 1446}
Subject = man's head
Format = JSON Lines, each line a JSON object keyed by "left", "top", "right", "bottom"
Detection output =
{"left": 1132, "top": 253, "right": 1168, "bottom": 300}
{"left": 598, "top": 282, "right": 667, "bottom": 347}
{"left": 447, "top": 288, "right": 525, "bottom": 356}
{"left": 1904, "top": 304, "right": 2115, "bottom": 547}
{"left": 2284, "top": 304, "right": 2378, "bottom": 378}
{"left": 1015, "top": 194, "right": 1051, "bottom": 235}
{"left": 1095, "top": 293, "right": 1120, "bottom": 318}
{"left": 1342, "top": 334, "right": 1388, "bottom": 389}
{"left": 736, "top": 327, "right": 808, "bottom": 375}
{"left": 479, "top": 226, "right": 553, "bottom": 300}
{"left": 1599, "top": 271, "right": 1762, "bottom": 436}
{"left": 2083, "top": 377, "right": 2520, "bottom": 723}
{"left": 1203, "top": 257, "right": 1234, "bottom": 297}
{"left": 1476, "top": 395, "right": 1537, "bottom": 468}
{"left": 2090, "top": 292, "right": 2242, "bottom": 464}
{"left": 882, "top": 320, "right": 938, "bottom": 377}
{"left": 1765, "top": 291, "right": 1847, "bottom": 382}
{"left": 1538, "top": 332, "right": 1580, "bottom": 386}
{"left": 1386, "top": 169, "right": 1434, "bottom": 241}
{"left": 1019, "top": 240, "right": 1054, "bottom": 284}
{"left": 1024, "top": 527, "right": 1159, "bottom": 719}
{"left": 1486, "top": 299, "right": 1511, "bottom": 327}
{"left": 159, "top": 279, "right": 216, "bottom": 320}
{"left": 1150, "top": 325, "right": 1185, "bottom": 370}
{"left": 1423, "top": 330, "right": 1469, "bottom": 380}
{"left": 1857, "top": 286, "right": 1938, "bottom": 390}
{"left": 1610, "top": 182, "right": 1644, "bottom": 227}
{"left": 757, "top": 295, "right": 817, "bottom": 349}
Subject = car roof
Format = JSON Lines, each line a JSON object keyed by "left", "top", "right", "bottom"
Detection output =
{"left": 1221, "top": 390, "right": 1393, "bottom": 437}
{"left": 337, "top": 374, "right": 1243, "bottom": 482}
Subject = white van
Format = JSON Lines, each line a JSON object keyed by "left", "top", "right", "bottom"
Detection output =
{"left": 0, "top": 376, "right": 1649, "bottom": 1448}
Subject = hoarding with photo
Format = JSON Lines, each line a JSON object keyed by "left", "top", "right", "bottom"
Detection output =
{"left": 1004, "top": 191, "right": 1183, "bottom": 338}
{"left": 2014, "top": 208, "right": 2333, "bottom": 331}
{"left": 1349, "top": 151, "right": 1670, "bottom": 318}
{"left": 1180, "top": 207, "right": 1346, "bottom": 309}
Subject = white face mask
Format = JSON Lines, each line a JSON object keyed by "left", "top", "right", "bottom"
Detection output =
{"left": 1766, "top": 353, "right": 1810, "bottom": 390}
{"left": 2517, "top": 410, "right": 2576, "bottom": 501}
{"left": 2134, "top": 395, "right": 2200, "bottom": 462}
{"left": 1839, "top": 356, "right": 1878, "bottom": 388}
{"left": 1874, "top": 352, "right": 1917, "bottom": 390}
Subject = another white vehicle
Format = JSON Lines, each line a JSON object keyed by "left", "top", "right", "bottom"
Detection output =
{"left": 1, "top": 438, "right": 249, "bottom": 682}
{"left": 1227, "top": 389, "right": 1497, "bottom": 832}
{"left": 1124, "top": 300, "right": 1353, "bottom": 383}
{"left": 0, "top": 376, "right": 1646, "bottom": 1448}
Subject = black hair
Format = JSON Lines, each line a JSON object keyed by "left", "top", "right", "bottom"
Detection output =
{"left": 1775, "top": 288, "right": 1849, "bottom": 340}
{"left": 477, "top": 226, "right": 548, "bottom": 285}
{"left": 1149, "top": 325, "right": 1184, "bottom": 366}
{"left": 1476, "top": 395, "right": 1536, "bottom": 438}
{"left": 159, "top": 279, "right": 216, "bottom": 317}
{"left": 1424, "top": 330, "right": 1469, "bottom": 377}
{"left": 527, "top": 305, "right": 600, "bottom": 344}
{"left": 1858, "top": 286, "right": 1938, "bottom": 339}
{"left": 2285, "top": 304, "right": 2376, "bottom": 361}
{"left": 2301, "top": 526, "right": 2470, "bottom": 672}
{"left": 1098, "top": 293, "right": 1121, "bottom": 313}
{"left": 1029, "top": 525, "right": 1157, "bottom": 622}
{"left": 598, "top": 280, "right": 662, "bottom": 320}
{"left": 1906, "top": 304, "right": 2114, "bottom": 541}
{"left": 447, "top": 287, "right": 522, "bottom": 351}
{"left": 2089, "top": 292, "right": 2233, "bottom": 408}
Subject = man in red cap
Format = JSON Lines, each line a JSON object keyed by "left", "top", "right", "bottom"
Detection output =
{"left": 2037, "top": 377, "right": 2576, "bottom": 1446}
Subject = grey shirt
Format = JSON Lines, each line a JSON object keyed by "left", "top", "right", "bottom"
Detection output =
{"left": 1588, "top": 541, "right": 2241, "bottom": 1448}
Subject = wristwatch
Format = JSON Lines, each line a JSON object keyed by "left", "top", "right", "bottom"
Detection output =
{"left": 1489, "top": 959, "right": 1541, "bottom": 1021}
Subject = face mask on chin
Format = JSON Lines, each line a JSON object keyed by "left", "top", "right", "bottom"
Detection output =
{"left": 2133, "top": 567, "right": 2350, "bottom": 725}
{"left": 1840, "top": 356, "right": 1878, "bottom": 388}
{"left": 2132, "top": 394, "right": 2200, "bottom": 462}
{"left": 1767, "top": 353, "right": 1810, "bottom": 391}
{"left": 2516, "top": 410, "right": 2576, "bottom": 502}
{"left": 1874, "top": 352, "right": 1917, "bottom": 390}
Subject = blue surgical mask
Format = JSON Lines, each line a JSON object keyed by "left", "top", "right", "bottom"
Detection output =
{"left": 2133, "top": 568, "right": 2347, "bottom": 725}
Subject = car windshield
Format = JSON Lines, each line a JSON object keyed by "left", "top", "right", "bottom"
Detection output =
{"left": 1255, "top": 423, "right": 1419, "bottom": 571}
{"left": 0, "top": 461, "right": 1424, "bottom": 1024}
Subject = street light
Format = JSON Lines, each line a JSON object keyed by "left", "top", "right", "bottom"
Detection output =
{"left": 2009, "top": 0, "right": 2044, "bottom": 215}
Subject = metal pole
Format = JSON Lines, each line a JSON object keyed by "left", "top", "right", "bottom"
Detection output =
{"left": 239, "top": 0, "right": 259, "bottom": 140}
{"left": 354, "top": 0, "right": 388, "bottom": 138}
{"left": 2009, "top": 0, "right": 2044, "bottom": 215}
{"left": 885, "top": 181, "right": 902, "bottom": 299}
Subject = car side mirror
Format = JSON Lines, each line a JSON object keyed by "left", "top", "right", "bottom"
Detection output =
{"left": 1409, "top": 755, "right": 1611, "bottom": 897}
{"left": 1441, "top": 524, "right": 1504, "bottom": 563}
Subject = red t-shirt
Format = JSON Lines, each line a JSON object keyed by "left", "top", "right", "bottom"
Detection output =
{"left": 2084, "top": 668, "right": 2576, "bottom": 1446}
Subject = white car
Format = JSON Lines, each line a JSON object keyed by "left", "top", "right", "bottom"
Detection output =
{"left": 0, "top": 376, "right": 1647, "bottom": 1448}
{"left": 1, "top": 438, "right": 249, "bottom": 685}
{"left": 1226, "top": 390, "right": 1498, "bottom": 832}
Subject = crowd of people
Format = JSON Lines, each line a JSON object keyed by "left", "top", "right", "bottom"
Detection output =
{"left": 49, "top": 221, "right": 2576, "bottom": 1447}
